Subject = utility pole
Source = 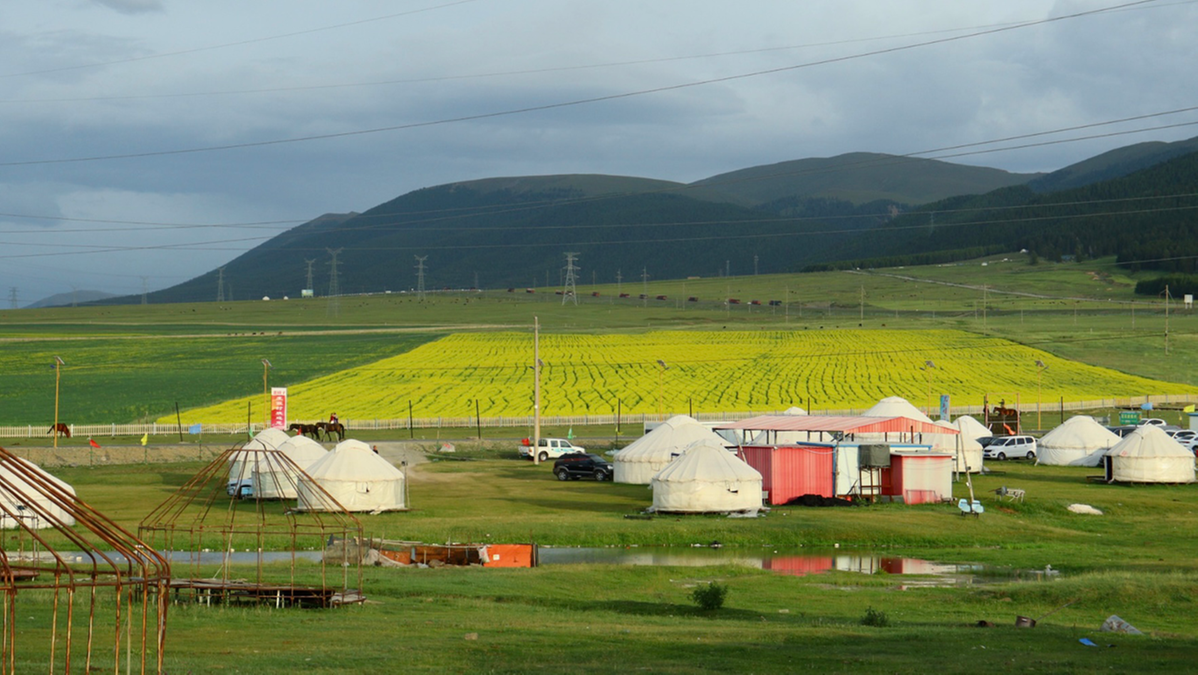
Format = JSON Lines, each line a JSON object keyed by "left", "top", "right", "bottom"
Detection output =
{"left": 326, "top": 248, "right": 342, "bottom": 317}
{"left": 859, "top": 284, "right": 864, "bottom": 321}
{"left": 562, "top": 252, "right": 579, "bottom": 306}
{"left": 725, "top": 260, "right": 730, "bottom": 277}
{"left": 1165, "top": 284, "right": 1171, "bottom": 355}
{"left": 216, "top": 267, "right": 226, "bottom": 302}
{"left": 533, "top": 316, "right": 542, "bottom": 464}
{"left": 641, "top": 267, "right": 649, "bottom": 307}
{"left": 415, "top": 256, "right": 428, "bottom": 301}
{"left": 754, "top": 254, "right": 759, "bottom": 276}
{"left": 616, "top": 269, "right": 622, "bottom": 297}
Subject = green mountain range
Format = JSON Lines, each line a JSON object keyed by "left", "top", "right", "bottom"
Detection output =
{"left": 126, "top": 138, "right": 1198, "bottom": 304}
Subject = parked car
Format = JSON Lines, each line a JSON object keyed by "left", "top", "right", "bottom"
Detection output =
{"left": 520, "top": 437, "right": 586, "bottom": 462}
{"left": 982, "top": 435, "right": 1038, "bottom": 461}
{"left": 227, "top": 478, "right": 253, "bottom": 499}
{"left": 1138, "top": 418, "right": 1167, "bottom": 427}
{"left": 1165, "top": 429, "right": 1197, "bottom": 442}
{"left": 553, "top": 453, "right": 613, "bottom": 481}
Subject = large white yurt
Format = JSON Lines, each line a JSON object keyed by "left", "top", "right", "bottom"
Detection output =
{"left": 614, "top": 415, "right": 728, "bottom": 484}
{"left": 1105, "top": 426, "right": 1195, "bottom": 484}
{"left": 253, "top": 435, "right": 329, "bottom": 499}
{"left": 1038, "top": 416, "right": 1121, "bottom": 467}
{"left": 863, "top": 396, "right": 934, "bottom": 424}
{"left": 650, "top": 440, "right": 763, "bottom": 513}
{"left": 297, "top": 439, "right": 407, "bottom": 512}
{"left": 228, "top": 427, "right": 292, "bottom": 486}
{"left": 955, "top": 416, "right": 993, "bottom": 443}
{"left": 928, "top": 420, "right": 984, "bottom": 473}
{"left": 0, "top": 459, "right": 77, "bottom": 529}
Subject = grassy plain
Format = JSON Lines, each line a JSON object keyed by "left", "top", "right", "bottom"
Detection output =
{"left": 23, "top": 454, "right": 1198, "bottom": 673}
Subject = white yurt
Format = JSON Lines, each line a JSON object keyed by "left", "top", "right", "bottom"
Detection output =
{"left": 650, "top": 440, "right": 763, "bottom": 514}
{"left": 0, "top": 458, "right": 77, "bottom": 529}
{"left": 863, "top": 396, "right": 933, "bottom": 424}
{"left": 1105, "top": 426, "right": 1195, "bottom": 484}
{"left": 252, "top": 435, "right": 329, "bottom": 499}
{"left": 782, "top": 406, "right": 807, "bottom": 415}
{"left": 228, "top": 427, "right": 292, "bottom": 485}
{"left": 297, "top": 439, "right": 407, "bottom": 512}
{"left": 614, "top": 415, "right": 728, "bottom": 484}
{"left": 928, "top": 420, "right": 984, "bottom": 473}
{"left": 955, "top": 416, "right": 993, "bottom": 443}
{"left": 1038, "top": 416, "right": 1121, "bottom": 467}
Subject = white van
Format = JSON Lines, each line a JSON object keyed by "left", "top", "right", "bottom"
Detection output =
{"left": 982, "top": 435, "right": 1037, "bottom": 461}
{"left": 519, "top": 437, "right": 586, "bottom": 462}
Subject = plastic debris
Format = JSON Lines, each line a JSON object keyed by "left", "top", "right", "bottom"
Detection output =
{"left": 1079, "top": 638, "right": 1097, "bottom": 646}
{"left": 1068, "top": 504, "right": 1103, "bottom": 515}
{"left": 1101, "top": 615, "right": 1142, "bottom": 634}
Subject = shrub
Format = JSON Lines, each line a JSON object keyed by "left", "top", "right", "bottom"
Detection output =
{"left": 860, "top": 607, "right": 890, "bottom": 627}
{"left": 690, "top": 582, "right": 727, "bottom": 611}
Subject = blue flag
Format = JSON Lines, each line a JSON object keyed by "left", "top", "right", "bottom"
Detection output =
{"left": 188, "top": 423, "right": 202, "bottom": 434}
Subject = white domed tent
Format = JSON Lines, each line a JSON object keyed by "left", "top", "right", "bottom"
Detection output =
{"left": 928, "top": 420, "right": 984, "bottom": 473}
{"left": 1039, "top": 416, "right": 1120, "bottom": 467}
{"left": 0, "top": 459, "right": 77, "bottom": 529}
{"left": 1105, "top": 426, "right": 1195, "bottom": 484}
{"left": 228, "top": 427, "right": 292, "bottom": 487}
{"left": 298, "top": 439, "right": 407, "bottom": 512}
{"left": 650, "top": 440, "right": 763, "bottom": 514}
{"left": 614, "top": 415, "right": 727, "bottom": 484}
{"left": 863, "top": 396, "right": 933, "bottom": 424}
{"left": 253, "top": 435, "right": 330, "bottom": 499}
{"left": 954, "top": 416, "right": 993, "bottom": 443}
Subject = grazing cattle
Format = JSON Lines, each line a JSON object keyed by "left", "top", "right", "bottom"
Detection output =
{"left": 316, "top": 422, "right": 345, "bottom": 442}
{"left": 47, "top": 423, "right": 71, "bottom": 438}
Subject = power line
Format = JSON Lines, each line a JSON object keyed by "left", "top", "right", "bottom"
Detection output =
{"left": 0, "top": 0, "right": 1158, "bottom": 168}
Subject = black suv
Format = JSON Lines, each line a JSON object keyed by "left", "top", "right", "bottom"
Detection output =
{"left": 553, "top": 453, "right": 613, "bottom": 481}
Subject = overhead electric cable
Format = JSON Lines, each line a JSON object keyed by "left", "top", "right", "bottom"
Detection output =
{"left": 0, "top": 0, "right": 1160, "bottom": 168}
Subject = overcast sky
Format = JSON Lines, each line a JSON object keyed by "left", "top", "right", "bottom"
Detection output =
{"left": 2, "top": 0, "right": 1196, "bottom": 303}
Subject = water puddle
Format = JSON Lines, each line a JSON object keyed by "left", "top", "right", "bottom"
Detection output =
{"left": 538, "top": 547, "right": 1047, "bottom": 585}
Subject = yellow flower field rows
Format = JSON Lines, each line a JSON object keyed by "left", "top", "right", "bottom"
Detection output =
{"left": 171, "top": 329, "right": 1198, "bottom": 422}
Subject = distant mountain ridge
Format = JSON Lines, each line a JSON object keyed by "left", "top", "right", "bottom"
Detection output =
{"left": 94, "top": 137, "right": 1198, "bottom": 305}
{"left": 27, "top": 290, "right": 117, "bottom": 309}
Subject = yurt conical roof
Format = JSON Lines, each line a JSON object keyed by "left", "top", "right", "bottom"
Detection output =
{"left": 230, "top": 427, "right": 292, "bottom": 483}
{"left": 928, "top": 420, "right": 984, "bottom": 473}
{"left": 298, "top": 439, "right": 406, "bottom": 513}
{"left": 1038, "top": 416, "right": 1120, "bottom": 467}
{"left": 954, "top": 416, "right": 993, "bottom": 441}
{"left": 863, "top": 396, "right": 933, "bottom": 424}
{"left": 253, "top": 435, "right": 329, "bottom": 499}
{"left": 1105, "top": 426, "right": 1195, "bottom": 483}
{"left": 650, "top": 440, "right": 762, "bottom": 513}
{"left": 782, "top": 406, "right": 807, "bottom": 415}
{"left": 614, "top": 416, "right": 727, "bottom": 484}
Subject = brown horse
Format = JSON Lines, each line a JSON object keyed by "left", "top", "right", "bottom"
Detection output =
{"left": 47, "top": 423, "right": 71, "bottom": 438}
{"left": 316, "top": 422, "right": 345, "bottom": 442}
{"left": 288, "top": 422, "right": 321, "bottom": 439}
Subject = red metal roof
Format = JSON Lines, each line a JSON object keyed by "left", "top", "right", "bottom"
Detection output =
{"left": 717, "top": 415, "right": 956, "bottom": 436}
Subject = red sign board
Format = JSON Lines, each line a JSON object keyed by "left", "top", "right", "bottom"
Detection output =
{"left": 270, "top": 387, "right": 288, "bottom": 429}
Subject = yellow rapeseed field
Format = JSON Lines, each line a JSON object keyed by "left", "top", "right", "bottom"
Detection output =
{"left": 171, "top": 329, "right": 1197, "bottom": 423}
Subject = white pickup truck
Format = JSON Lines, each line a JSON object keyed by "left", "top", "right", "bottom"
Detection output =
{"left": 519, "top": 437, "right": 586, "bottom": 462}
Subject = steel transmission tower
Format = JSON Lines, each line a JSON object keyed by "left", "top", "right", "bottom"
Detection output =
{"left": 304, "top": 259, "right": 316, "bottom": 294}
{"left": 140, "top": 276, "right": 149, "bottom": 305}
{"left": 415, "top": 256, "right": 428, "bottom": 301}
{"left": 216, "top": 267, "right": 226, "bottom": 302}
{"left": 8, "top": 287, "right": 17, "bottom": 310}
{"left": 326, "top": 248, "right": 342, "bottom": 317}
{"left": 561, "top": 252, "right": 579, "bottom": 305}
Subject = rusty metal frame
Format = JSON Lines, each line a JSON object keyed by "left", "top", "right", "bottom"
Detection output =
{"left": 0, "top": 446, "right": 169, "bottom": 674}
{"left": 138, "top": 442, "right": 365, "bottom": 609}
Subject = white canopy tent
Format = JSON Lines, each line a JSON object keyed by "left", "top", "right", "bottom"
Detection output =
{"left": 1039, "top": 416, "right": 1120, "bottom": 467}
{"left": 614, "top": 415, "right": 728, "bottom": 484}
{"left": 650, "top": 440, "right": 763, "bottom": 514}
{"left": 298, "top": 439, "right": 407, "bottom": 513}
{"left": 253, "top": 435, "right": 329, "bottom": 499}
{"left": 0, "top": 459, "right": 77, "bottom": 529}
{"left": 1105, "top": 426, "right": 1195, "bottom": 484}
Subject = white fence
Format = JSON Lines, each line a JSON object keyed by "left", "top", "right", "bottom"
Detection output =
{"left": 5, "top": 394, "right": 1196, "bottom": 439}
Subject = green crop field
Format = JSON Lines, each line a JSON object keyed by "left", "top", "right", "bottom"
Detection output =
{"left": 170, "top": 329, "right": 1197, "bottom": 423}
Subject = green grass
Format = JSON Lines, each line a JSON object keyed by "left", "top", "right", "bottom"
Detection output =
{"left": 18, "top": 454, "right": 1198, "bottom": 673}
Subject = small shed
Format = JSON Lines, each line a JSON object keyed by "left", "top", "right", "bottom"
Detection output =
{"left": 739, "top": 443, "right": 835, "bottom": 503}
{"left": 884, "top": 451, "right": 955, "bottom": 504}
